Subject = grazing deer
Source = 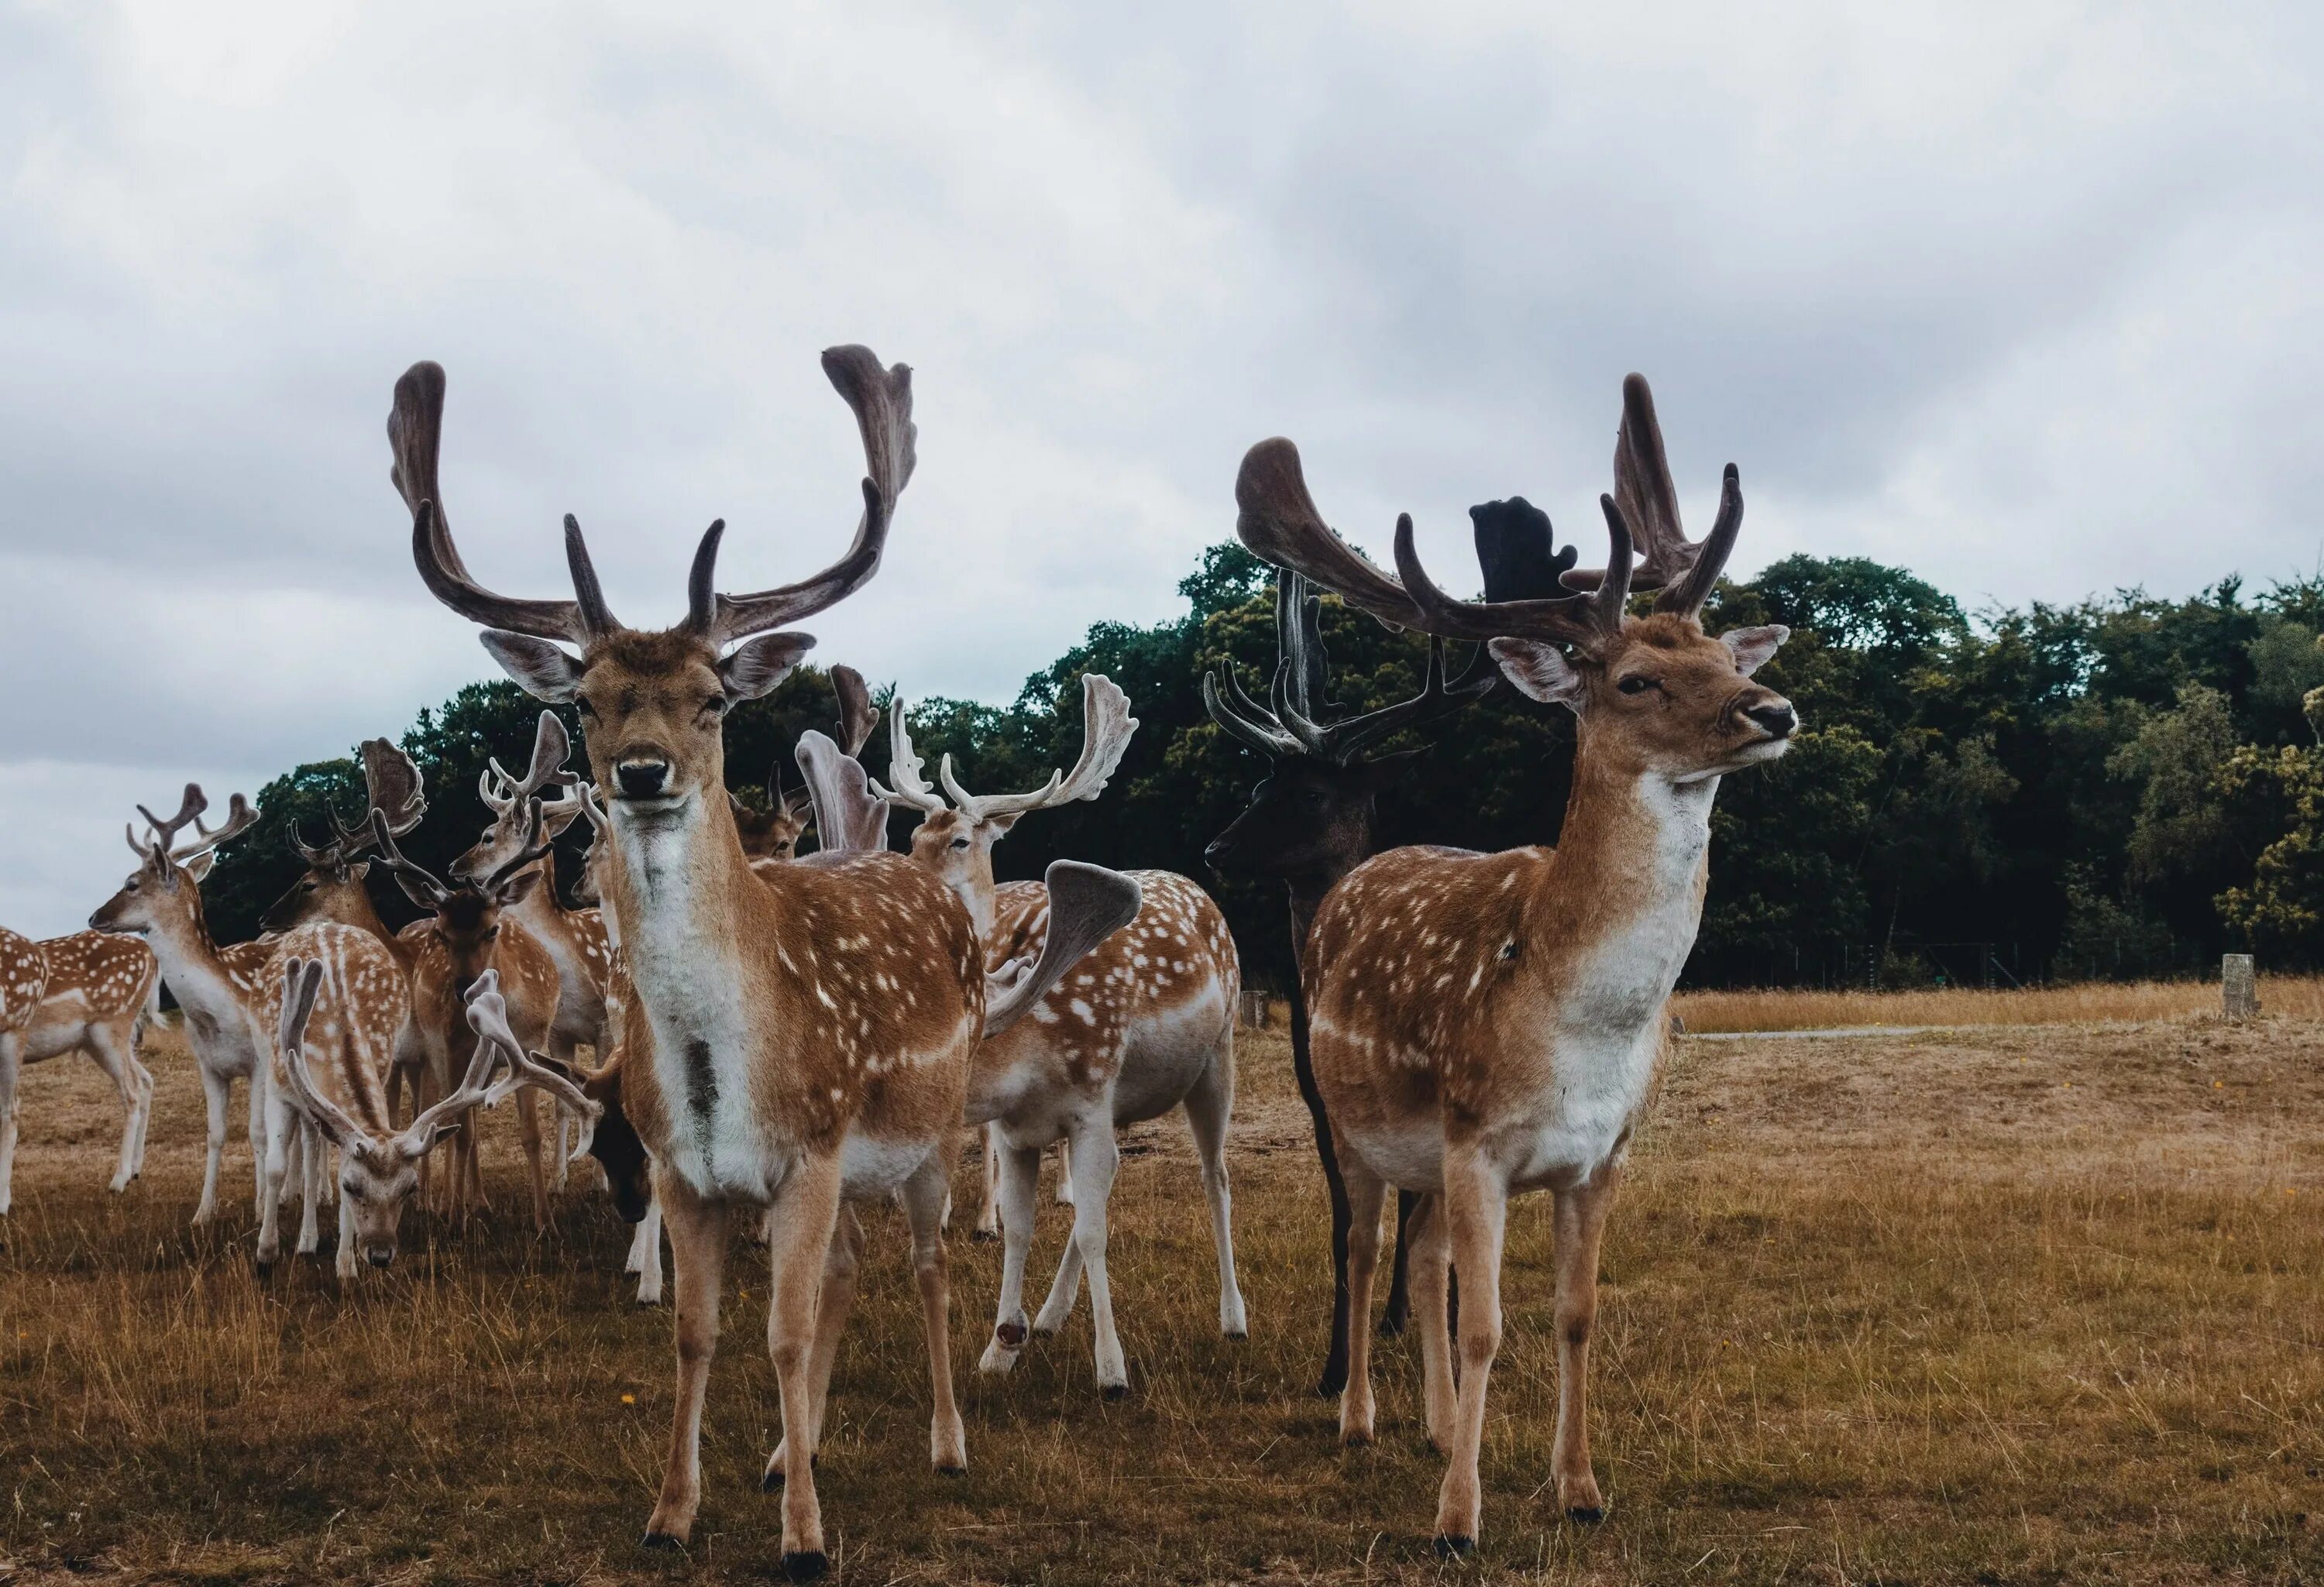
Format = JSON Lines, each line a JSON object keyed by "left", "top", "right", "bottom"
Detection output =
{"left": 0, "top": 928, "right": 159, "bottom": 1214}
{"left": 878, "top": 676, "right": 1246, "bottom": 1395}
{"left": 732, "top": 666, "right": 879, "bottom": 869}
{"left": 91, "top": 788, "right": 406, "bottom": 1267}
{"left": 370, "top": 804, "right": 565, "bottom": 1228}
{"left": 1202, "top": 568, "right": 1500, "bottom": 1394}
{"left": 273, "top": 959, "right": 598, "bottom": 1273}
{"left": 1232, "top": 375, "right": 1795, "bottom": 1551}
{"left": 398, "top": 343, "right": 1139, "bottom": 1572}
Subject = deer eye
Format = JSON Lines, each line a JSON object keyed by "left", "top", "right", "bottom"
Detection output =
{"left": 700, "top": 696, "right": 726, "bottom": 718}
{"left": 1618, "top": 675, "right": 1658, "bottom": 696}
{"left": 576, "top": 698, "right": 599, "bottom": 720}
{"left": 950, "top": 836, "right": 971, "bottom": 851}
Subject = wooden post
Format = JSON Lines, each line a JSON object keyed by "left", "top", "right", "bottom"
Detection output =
{"left": 1238, "top": 989, "right": 1270, "bottom": 1030}
{"left": 2222, "top": 953, "right": 2258, "bottom": 1021}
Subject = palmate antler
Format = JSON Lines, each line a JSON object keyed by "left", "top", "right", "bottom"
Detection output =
{"left": 480, "top": 712, "right": 579, "bottom": 817}
{"left": 400, "top": 348, "right": 915, "bottom": 653}
{"left": 294, "top": 739, "right": 426, "bottom": 872}
{"left": 370, "top": 800, "right": 547, "bottom": 913}
{"left": 129, "top": 785, "right": 259, "bottom": 866}
{"left": 875, "top": 675, "right": 1138, "bottom": 826}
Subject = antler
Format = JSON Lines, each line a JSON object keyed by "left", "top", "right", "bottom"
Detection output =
{"left": 796, "top": 730, "right": 891, "bottom": 854}
{"left": 982, "top": 861, "right": 1143, "bottom": 1037}
{"left": 134, "top": 785, "right": 207, "bottom": 857}
{"left": 1560, "top": 373, "right": 1744, "bottom": 617}
{"left": 367, "top": 807, "right": 454, "bottom": 912}
{"left": 275, "top": 957, "right": 370, "bottom": 1148}
{"left": 874, "top": 702, "right": 949, "bottom": 815}
{"left": 296, "top": 739, "right": 425, "bottom": 871}
{"left": 683, "top": 346, "right": 916, "bottom": 648}
{"left": 392, "top": 995, "right": 509, "bottom": 1159}
{"left": 464, "top": 970, "right": 600, "bottom": 1122}
{"left": 937, "top": 675, "right": 1137, "bottom": 822}
{"left": 832, "top": 665, "right": 878, "bottom": 757}
{"left": 482, "top": 712, "right": 577, "bottom": 816}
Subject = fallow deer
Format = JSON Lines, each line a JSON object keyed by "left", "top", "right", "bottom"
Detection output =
{"left": 370, "top": 804, "right": 566, "bottom": 1228}
{"left": 1232, "top": 375, "right": 1795, "bottom": 1551}
{"left": 731, "top": 665, "right": 879, "bottom": 868}
{"left": 398, "top": 343, "right": 1140, "bottom": 1572}
{"left": 878, "top": 676, "right": 1245, "bottom": 1393}
{"left": 91, "top": 787, "right": 407, "bottom": 1267}
{"left": 0, "top": 927, "right": 159, "bottom": 1213}
{"left": 1202, "top": 568, "right": 1498, "bottom": 1393}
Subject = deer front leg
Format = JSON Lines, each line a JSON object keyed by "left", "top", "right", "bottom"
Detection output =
{"left": 191, "top": 1067, "right": 228, "bottom": 1225}
{"left": 1408, "top": 1192, "right": 1456, "bottom": 1451}
{"left": 1382, "top": 1190, "right": 1420, "bottom": 1335}
{"left": 335, "top": 1163, "right": 359, "bottom": 1280}
{"left": 627, "top": 1192, "right": 665, "bottom": 1306}
{"left": 84, "top": 1022, "right": 143, "bottom": 1193}
{"left": 1434, "top": 1144, "right": 1509, "bottom": 1556}
{"left": 253, "top": 1098, "right": 294, "bottom": 1275}
{"left": 246, "top": 1069, "right": 269, "bottom": 1220}
{"left": 514, "top": 1089, "right": 552, "bottom": 1233}
{"left": 1338, "top": 1162, "right": 1388, "bottom": 1446}
{"left": 294, "top": 1119, "right": 325, "bottom": 1257}
{"left": 978, "top": 1140, "right": 1043, "bottom": 1374}
{"left": 759, "top": 1155, "right": 843, "bottom": 1578}
{"left": 1054, "top": 1139, "right": 1074, "bottom": 1207}
{"left": 0, "top": 1032, "right": 20, "bottom": 1216}
{"left": 1181, "top": 1036, "right": 1247, "bottom": 1338}
{"left": 642, "top": 1174, "right": 731, "bottom": 1551}
{"left": 767, "top": 1204, "right": 861, "bottom": 1490}
{"left": 900, "top": 1149, "right": 968, "bottom": 1474}
{"left": 1551, "top": 1163, "right": 1621, "bottom": 1523}
{"left": 1037, "top": 1123, "right": 1125, "bottom": 1397}
{"left": 972, "top": 1122, "right": 1002, "bottom": 1241}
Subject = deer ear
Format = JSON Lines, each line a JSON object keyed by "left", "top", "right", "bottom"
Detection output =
{"left": 1490, "top": 638, "right": 1590, "bottom": 710}
{"left": 1721, "top": 624, "right": 1789, "bottom": 677}
{"left": 346, "top": 860, "right": 370, "bottom": 881}
{"left": 390, "top": 871, "right": 440, "bottom": 912}
{"left": 182, "top": 850, "right": 219, "bottom": 883}
{"left": 1359, "top": 747, "right": 1427, "bottom": 792}
{"left": 719, "top": 633, "right": 814, "bottom": 701}
{"left": 480, "top": 631, "right": 583, "bottom": 702}
{"left": 495, "top": 867, "right": 544, "bottom": 909}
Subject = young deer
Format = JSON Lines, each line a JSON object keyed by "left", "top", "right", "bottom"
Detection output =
{"left": 370, "top": 804, "right": 566, "bottom": 1228}
{"left": 90, "top": 787, "right": 406, "bottom": 1266}
{"left": 880, "top": 676, "right": 1246, "bottom": 1395}
{"left": 1202, "top": 567, "right": 1500, "bottom": 1395}
{"left": 1233, "top": 375, "right": 1795, "bottom": 1551}
{"left": 399, "top": 343, "right": 1139, "bottom": 1572}
{"left": 0, "top": 928, "right": 159, "bottom": 1213}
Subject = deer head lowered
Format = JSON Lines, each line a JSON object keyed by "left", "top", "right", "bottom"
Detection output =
{"left": 1231, "top": 373, "right": 1795, "bottom": 1552}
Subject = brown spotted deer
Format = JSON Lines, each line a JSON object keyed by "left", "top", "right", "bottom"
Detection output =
{"left": 369, "top": 805, "right": 566, "bottom": 1228}
{"left": 0, "top": 927, "right": 160, "bottom": 1214}
{"left": 398, "top": 343, "right": 1139, "bottom": 1572}
{"left": 90, "top": 788, "right": 407, "bottom": 1269}
{"left": 1233, "top": 375, "right": 1796, "bottom": 1552}
{"left": 878, "top": 676, "right": 1245, "bottom": 1395}
{"left": 1202, "top": 565, "right": 1503, "bottom": 1395}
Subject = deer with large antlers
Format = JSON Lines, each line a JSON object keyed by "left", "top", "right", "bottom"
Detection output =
{"left": 0, "top": 927, "right": 160, "bottom": 1214}
{"left": 1202, "top": 562, "right": 1509, "bottom": 1395}
{"left": 91, "top": 787, "right": 407, "bottom": 1266}
{"left": 397, "top": 344, "right": 1140, "bottom": 1572}
{"left": 878, "top": 676, "right": 1246, "bottom": 1394}
{"left": 1233, "top": 375, "right": 1795, "bottom": 1552}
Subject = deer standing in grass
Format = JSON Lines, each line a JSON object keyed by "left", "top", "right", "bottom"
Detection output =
{"left": 880, "top": 676, "right": 1246, "bottom": 1395}
{"left": 0, "top": 928, "right": 159, "bottom": 1214}
{"left": 399, "top": 344, "right": 1138, "bottom": 1574}
{"left": 1234, "top": 375, "right": 1796, "bottom": 1551}
{"left": 90, "top": 788, "right": 407, "bottom": 1268}
{"left": 1202, "top": 565, "right": 1506, "bottom": 1395}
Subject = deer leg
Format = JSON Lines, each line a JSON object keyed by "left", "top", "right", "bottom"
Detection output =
{"left": 978, "top": 1139, "right": 1043, "bottom": 1374}
{"left": 1339, "top": 1159, "right": 1388, "bottom": 1446}
{"left": 1054, "top": 1122, "right": 1126, "bottom": 1397}
{"left": 192, "top": 1066, "right": 228, "bottom": 1226}
{"left": 0, "top": 1032, "right": 20, "bottom": 1216}
{"left": 294, "top": 1119, "right": 324, "bottom": 1257}
{"left": 335, "top": 1156, "right": 359, "bottom": 1281}
{"left": 246, "top": 1069, "right": 269, "bottom": 1221}
{"left": 900, "top": 1149, "right": 968, "bottom": 1475}
{"left": 1382, "top": 1190, "right": 1420, "bottom": 1336}
{"left": 254, "top": 1095, "right": 294, "bottom": 1274}
{"left": 514, "top": 1088, "right": 551, "bottom": 1233}
{"left": 759, "top": 1156, "right": 843, "bottom": 1575}
{"left": 81, "top": 1024, "right": 139, "bottom": 1195}
{"left": 1289, "top": 980, "right": 1358, "bottom": 1398}
{"left": 1054, "top": 1139, "right": 1074, "bottom": 1207}
{"left": 768, "top": 1204, "right": 861, "bottom": 1489}
{"left": 972, "top": 1122, "right": 1002, "bottom": 1241}
{"left": 1551, "top": 1163, "right": 1621, "bottom": 1523}
{"left": 548, "top": 1031, "right": 580, "bottom": 1193}
{"left": 1181, "top": 1031, "right": 1247, "bottom": 1339}
{"left": 1409, "top": 1191, "right": 1456, "bottom": 1451}
{"left": 641, "top": 1174, "right": 731, "bottom": 1551}
{"left": 628, "top": 1191, "right": 665, "bottom": 1306}
{"left": 1434, "top": 1146, "right": 1509, "bottom": 1555}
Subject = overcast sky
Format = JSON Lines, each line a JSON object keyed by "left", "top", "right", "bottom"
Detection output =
{"left": 3, "top": 2, "right": 2320, "bottom": 934}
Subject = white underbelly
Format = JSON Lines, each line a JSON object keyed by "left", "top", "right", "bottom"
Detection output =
{"left": 839, "top": 1130, "right": 933, "bottom": 1199}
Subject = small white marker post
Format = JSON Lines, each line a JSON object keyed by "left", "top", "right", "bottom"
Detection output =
{"left": 2222, "top": 953, "right": 2258, "bottom": 1021}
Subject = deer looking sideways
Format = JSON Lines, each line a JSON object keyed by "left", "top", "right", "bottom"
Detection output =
{"left": 0, "top": 926, "right": 159, "bottom": 1214}
{"left": 1233, "top": 373, "right": 1795, "bottom": 1553}
{"left": 879, "top": 675, "right": 1246, "bottom": 1396}
{"left": 1202, "top": 564, "right": 1501, "bottom": 1396}
{"left": 400, "top": 343, "right": 1140, "bottom": 1575}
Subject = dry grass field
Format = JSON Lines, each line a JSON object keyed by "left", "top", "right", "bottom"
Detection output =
{"left": 1671, "top": 974, "right": 2324, "bottom": 1033}
{"left": 2, "top": 1003, "right": 2320, "bottom": 1585}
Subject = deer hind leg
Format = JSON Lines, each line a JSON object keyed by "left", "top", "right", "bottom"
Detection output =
{"left": 1054, "top": 1139, "right": 1074, "bottom": 1206}
{"left": 246, "top": 1069, "right": 270, "bottom": 1220}
{"left": 1181, "top": 1029, "right": 1247, "bottom": 1339}
{"left": 1338, "top": 1159, "right": 1389, "bottom": 1447}
{"left": 641, "top": 1173, "right": 732, "bottom": 1551}
{"left": 254, "top": 1095, "right": 295, "bottom": 1274}
{"left": 82, "top": 1022, "right": 141, "bottom": 1194}
{"left": 115, "top": 1015, "right": 156, "bottom": 1183}
{"left": 900, "top": 1149, "right": 968, "bottom": 1474}
{"left": 1381, "top": 1190, "right": 1420, "bottom": 1336}
{"left": 1408, "top": 1191, "right": 1456, "bottom": 1451}
{"left": 978, "top": 1139, "right": 1044, "bottom": 1374}
{"left": 1433, "top": 1145, "right": 1509, "bottom": 1556}
{"left": 548, "top": 1031, "right": 581, "bottom": 1194}
{"left": 768, "top": 1202, "right": 864, "bottom": 1490}
{"left": 0, "top": 1031, "right": 20, "bottom": 1216}
{"left": 1550, "top": 1163, "right": 1621, "bottom": 1523}
{"left": 627, "top": 1190, "right": 665, "bottom": 1306}
{"left": 1041, "top": 1121, "right": 1126, "bottom": 1397}
{"left": 191, "top": 1066, "right": 228, "bottom": 1226}
{"left": 334, "top": 1155, "right": 359, "bottom": 1280}
{"left": 972, "top": 1122, "right": 1003, "bottom": 1241}
{"left": 294, "top": 1118, "right": 325, "bottom": 1257}
{"left": 756, "top": 1156, "right": 843, "bottom": 1576}
{"left": 513, "top": 1088, "right": 552, "bottom": 1233}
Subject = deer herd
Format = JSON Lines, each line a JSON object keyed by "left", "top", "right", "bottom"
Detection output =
{"left": 1, "top": 349, "right": 1794, "bottom": 1570}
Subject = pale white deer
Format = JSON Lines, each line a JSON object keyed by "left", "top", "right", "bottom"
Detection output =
{"left": 397, "top": 343, "right": 1140, "bottom": 1572}
{"left": 0, "top": 927, "right": 160, "bottom": 1213}
{"left": 1231, "top": 375, "right": 1796, "bottom": 1551}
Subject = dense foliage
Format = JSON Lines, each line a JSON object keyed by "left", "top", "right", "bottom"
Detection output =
{"left": 201, "top": 545, "right": 2324, "bottom": 992}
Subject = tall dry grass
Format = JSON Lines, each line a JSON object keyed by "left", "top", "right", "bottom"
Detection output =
{"left": 1673, "top": 973, "right": 2324, "bottom": 1033}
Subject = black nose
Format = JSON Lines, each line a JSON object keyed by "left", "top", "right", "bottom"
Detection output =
{"left": 617, "top": 760, "right": 671, "bottom": 798}
{"left": 366, "top": 1248, "right": 395, "bottom": 1269}
{"left": 1745, "top": 702, "right": 1797, "bottom": 739}
{"left": 1203, "top": 838, "right": 1230, "bottom": 864}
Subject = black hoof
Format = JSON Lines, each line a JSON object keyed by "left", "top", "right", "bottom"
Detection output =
{"left": 936, "top": 1463, "right": 967, "bottom": 1479}
{"left": 253, "top": 1260, "right": 273, "bottom": 1279}
{"left": 971, "top": 1228, "right": 999, "bottom": 1244}
{"left": 1566, "top": 1505, "right": 1605, "bottom": 1525}
{"left": 1101, "top": 1383, "right": 1129, "bottom": 1402}
{"left": 761, "top": 1469, "right": 783, "bottom": 1492}
{"left": 1379, "top": 1312, "right": 1410, "bottom": 1338}
{"left": 1224, "top": 1329, "right": 1248, "bottom": 1341}
{"left": 782, "top": 1549, "right": 830, "bottom": 1582}
{"left": 641, "top": 1530, "right": 682, "bottom": 1551}
{"left": 995, "top": 1320, "right": 1026, "bottom": 1347}
{"left": 1316, "top": 1373, "right": 1346, "bottom": 1399}
{"left": 1434, "top": 1534, "right": 1475, "bottom": 1559}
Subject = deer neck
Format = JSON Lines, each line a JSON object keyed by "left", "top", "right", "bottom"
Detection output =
{"left": 142, "top": 895, "right": 244, "bottom": 1029}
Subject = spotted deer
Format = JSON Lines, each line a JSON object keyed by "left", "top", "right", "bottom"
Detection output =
{"left": 1233, "top": 374, "right": 1796, "bottom": 1551}
{"left": 0, "top": 927, "right": 159, "bottom": 1214}
{"left": 732, "top": 665, "right": 879, "bottom": 869}
{"left": 398, "top": 342, "right": 1140, "bottom": 1572}
{"left": 90, "top": 788, "right": 406, "bottom": 1268}
{"left": 1202, "top": 569, "right": 1496, "bottom": 1392}
{"left": 877, "top": 676, "right": 1244, "bottom": 1395}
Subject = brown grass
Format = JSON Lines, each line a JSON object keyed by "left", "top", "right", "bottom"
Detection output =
{"left": 1673, "top": 974, "right": 2324, "bottom": 1032}
{"left": 1, "top": 1012, "right": 2320, "bottom": 1583}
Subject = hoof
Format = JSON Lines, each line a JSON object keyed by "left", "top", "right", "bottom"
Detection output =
{"left": 1100, "top": 1383, "right": 1129, "bottom": 1402}
{"left": 1566, "top": 1505, "right": 1605, "bottom": 1525}
{"left": 253, "top": 1260, "right": 273, "bottom": 1279}
{"left": 1315, "top": 1375, "right": 1346, "bottom": 1400}
{"left": 995, "top": 1320, "right": 1026, "bottom": 1348}
{"left": 782, "top": 1549, "right": 830, "bottom": 1582}
{"left": 1223, "top": 1328, "right": 1248, "bottom": 1341}
{"left": 1434, "top": 1534, "right": 1476, "bottom": 1559}
{"left": 936, "top": 1463, "right": 967, "bottom": 1479}
{"left": 641, "top": 1530, "right": 683, "bottom": 1551}
{"left": 1341, "top": 1429, "right": 1372, "bottom": 1448}
{"left": 971, "top": 1227, "right": 999, "bottom": 1244}
{"left": 761, "top": 1468, "right": 783, "bottom": 1492}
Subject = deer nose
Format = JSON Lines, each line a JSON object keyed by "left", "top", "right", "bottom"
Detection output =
{"left": 1745, "top": 701, "right": 1797, "bottom": 739}
{"left": 366, "top": 1246, "right": 395, "bottom": 1269}
{"left": 616, "top": 759, "right": 672, "bottom": 798}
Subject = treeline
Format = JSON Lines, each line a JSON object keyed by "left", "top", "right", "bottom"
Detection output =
{"left": 201, "top": 544, "right": 2324, "bottom": 993}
